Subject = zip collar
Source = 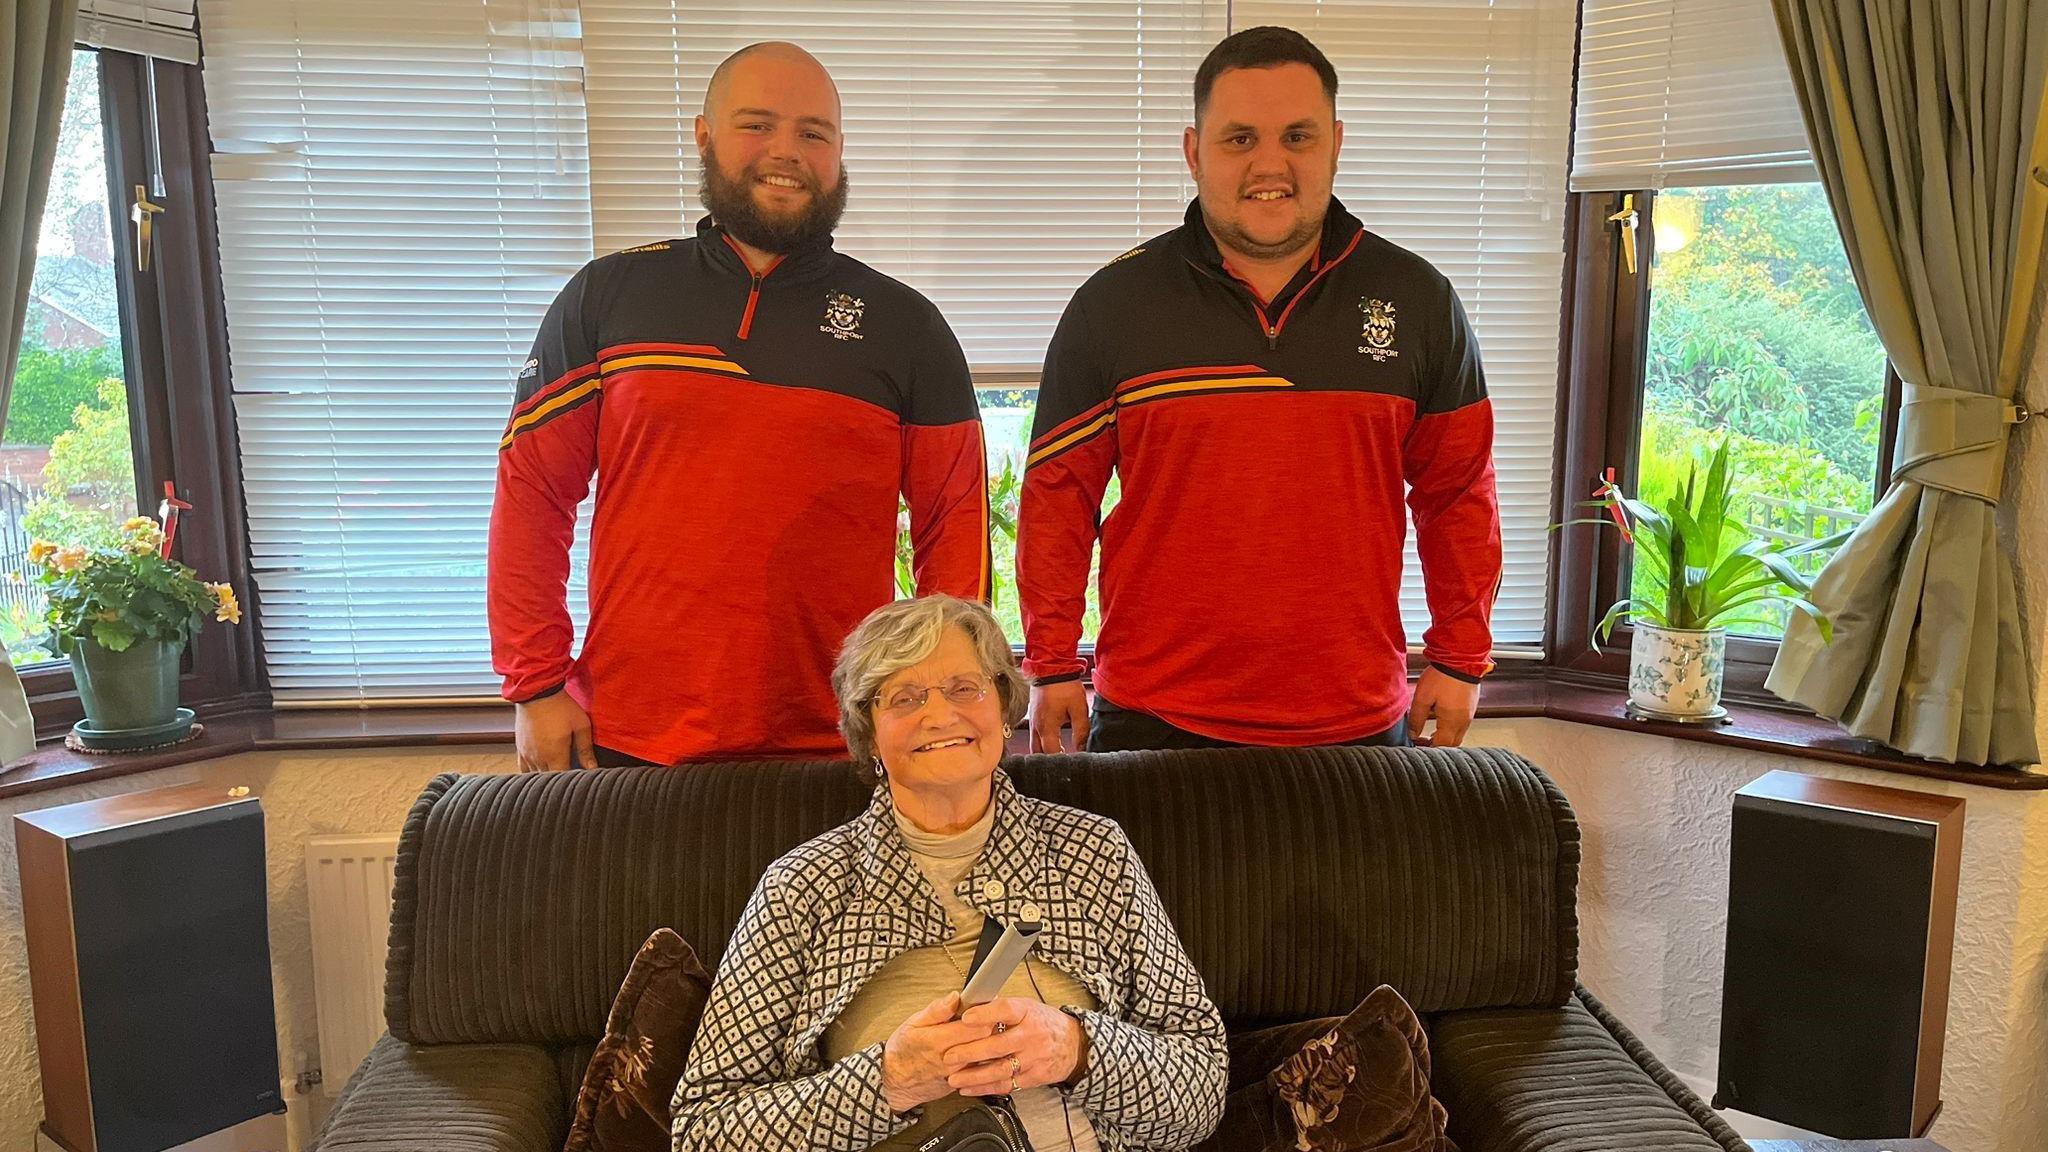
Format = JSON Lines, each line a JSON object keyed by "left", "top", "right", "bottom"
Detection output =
{"left": 695, "top": 216, "right": 835, "bottom": 340}
{"left": 694, "top": 216, "right": 835, "bottom": 277}
{"left": 1180, "top": 197, "right": 1366, "bottom": 348}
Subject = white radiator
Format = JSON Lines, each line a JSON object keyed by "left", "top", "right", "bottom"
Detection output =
{"left": 305, "top": 834, "right": 402, "bottom": 1098}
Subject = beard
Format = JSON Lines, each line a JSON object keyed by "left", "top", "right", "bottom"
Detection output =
{"left": 698, "top": 144, "right": 849, "bottom": 254}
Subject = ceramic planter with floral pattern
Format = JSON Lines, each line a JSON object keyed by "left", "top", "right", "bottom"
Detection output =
{"left": 1628, "top": 623, "right": 1726, "bottom": 718}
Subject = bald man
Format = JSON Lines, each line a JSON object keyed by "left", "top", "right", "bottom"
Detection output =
{"left": 489, "top": 43, "right": 990, "bottom": 769}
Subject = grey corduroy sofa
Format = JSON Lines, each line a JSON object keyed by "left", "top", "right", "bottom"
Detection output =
{"left": 315, "top": 745, "right": 1748, "bottom": 1152}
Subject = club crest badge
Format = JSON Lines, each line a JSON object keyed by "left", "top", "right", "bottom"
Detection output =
{"left": 1359, "top": 297, "right": 1400, "bottom": 362}
{"left": 821, "top": 291, "right": 866, "bottom": 341}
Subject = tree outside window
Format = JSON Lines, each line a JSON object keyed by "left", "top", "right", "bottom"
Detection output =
{"left": 2, "top": 50, "right": 144, "bottom": 665}
{"left": 1633, "top": 183, "right": 1888, "bottom": 637}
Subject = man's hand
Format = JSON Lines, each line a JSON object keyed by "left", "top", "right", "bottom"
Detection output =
{"left": 515, "top": 692, "right": 598, "bottom": 772}
{"left": 1407, "top": 667, "right": 1479, "bottom": 748}
{"left": 1028, "top": 680, "right": 1091, "bottom": 753}
{"left": 882, "top": 994, "right": 993, "bottom": 1114}
{"left": 946, "top": 997, "right": 1087, "bottom": 1096}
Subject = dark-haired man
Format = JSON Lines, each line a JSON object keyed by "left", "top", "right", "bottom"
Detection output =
{"left": 1019, "top": 26, "right": 1501, "bottom": 752}
{"left": 491, "top": 42, "right": 990, "bottom": 770}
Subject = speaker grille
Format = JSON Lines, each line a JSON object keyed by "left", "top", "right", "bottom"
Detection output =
{"left": 1717, "top": 796, "right": 1937, "bottom": 1137}
{"left": 70, "top": 804, "right": 282, "bottom": 1152}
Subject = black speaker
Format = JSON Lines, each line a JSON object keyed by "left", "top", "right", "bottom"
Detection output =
{"left": 1714, "top": 770, "right": 1963, "bottom": 1138}
{"left": 17, "top": 783, "right": 283, "bottom": 1152}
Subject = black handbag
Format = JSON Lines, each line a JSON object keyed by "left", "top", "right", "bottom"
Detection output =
{"left": 915, "top": 1097, "right": 1035, "bottom": 1152}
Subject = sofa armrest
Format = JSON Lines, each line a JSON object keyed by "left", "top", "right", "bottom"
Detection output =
{"left": 314, "top": 1034, "right": 567, "bottom": 1152}
{"left": 1427, "top": 987, "right": 1749, "bottom": 1152}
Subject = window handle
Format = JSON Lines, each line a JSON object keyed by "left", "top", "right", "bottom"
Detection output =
{"left": 1606, "top": 193, "right": 1640, "bottom": 276}
{"left": 132, "top": 184, "right": 166, "bottom": 273}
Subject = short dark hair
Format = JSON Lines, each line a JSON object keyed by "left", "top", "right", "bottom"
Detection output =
{"left": 1194, "top": 26, "right": 1339, "bottom": 120}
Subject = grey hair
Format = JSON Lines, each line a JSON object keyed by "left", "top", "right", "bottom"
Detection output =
{"left": 832, "top": 595, "right": 1028, "bottom": 778}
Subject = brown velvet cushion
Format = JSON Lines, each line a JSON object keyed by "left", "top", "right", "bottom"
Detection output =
{"left": 562, "top": 928, "right": 713, "bottom": 1152}
{"left": 1198, "top": 986, "right": 1455, "bottom": 1152}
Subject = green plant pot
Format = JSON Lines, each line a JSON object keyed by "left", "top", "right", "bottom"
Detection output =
{"left": 68, "top": 636, "right": 184, "bottom": 731}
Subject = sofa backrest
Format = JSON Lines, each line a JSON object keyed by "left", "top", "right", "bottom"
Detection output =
{"left": 384, "top": 745, "right": 1579, "bottom": 1046}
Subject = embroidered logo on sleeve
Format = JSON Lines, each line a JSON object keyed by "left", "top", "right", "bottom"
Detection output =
{"left": 1359, "top": 298, "right": 1400, "bottom": 362}
{"left": 518, "top": 358, "right": 540, "bottom": 381}
{"left": 821, "top": 291, "right": 866, "bottom": 341}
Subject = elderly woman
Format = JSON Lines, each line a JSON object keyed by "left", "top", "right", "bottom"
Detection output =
{"left": 672, "top": 595, "right": 1227, "bottom": 1151}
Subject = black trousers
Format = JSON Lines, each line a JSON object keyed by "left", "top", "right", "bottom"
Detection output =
{"left": 1084, "top": 693, "right": 1412, "bottom": 753}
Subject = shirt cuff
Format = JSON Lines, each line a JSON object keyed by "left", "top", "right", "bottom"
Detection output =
{"left": 839, "top": 1043, "right": 916, "bottom": 1144}
{"left": 1427, "top": 661, "right": 1488, "bottom": 685}
{"left": 504, "top": 680, "right": 566, "bottom": 704}
{"left": 1021, "top": 653, "right": 1087, "bottom": 683}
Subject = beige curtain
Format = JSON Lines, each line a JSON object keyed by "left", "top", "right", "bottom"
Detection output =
{"left": 1767, "top": 0, "right": 2047, "bottom": 765}
{"left": 2, "top": 0, "right": 79, "bottom": 417}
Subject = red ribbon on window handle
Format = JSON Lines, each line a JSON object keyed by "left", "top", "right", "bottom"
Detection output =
{"left": 1595, "top": 467, "right": 1634, "bottom": 546}
{"left": 158, "top": 481, "right": 193, "bottom": 559}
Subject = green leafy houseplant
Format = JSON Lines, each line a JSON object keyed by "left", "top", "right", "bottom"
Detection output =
{"left": 30, "top": 515, "right": 240, "bottom": 735}
{"left": 31, "top": 516, "right": 240, "bottom": 655}
{"left": 1582, "top": 438, "right": 1841, "bottom": 644}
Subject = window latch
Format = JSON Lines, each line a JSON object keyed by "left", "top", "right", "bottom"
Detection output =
{"left": 1606, "top": 193, "right": 1640, "bottom": 276}
{"left": 132, "top": 184, "right": 166, "bottom": 273}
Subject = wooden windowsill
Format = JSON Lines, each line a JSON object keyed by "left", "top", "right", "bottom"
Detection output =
{"left": 1478, "top": 677, "right": 2048, "bottom": 790}
{"left": 1, "top": 680, "right": 2042, "bottom": 804}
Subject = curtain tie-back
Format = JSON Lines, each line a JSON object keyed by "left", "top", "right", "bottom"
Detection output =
{"left": 1890, "top": 381, "right": 2030, "bottom": 503}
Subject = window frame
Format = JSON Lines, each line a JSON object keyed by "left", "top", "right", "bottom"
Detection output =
{"left": 14, "top": 48, "right": 265, "bottom": 738}
{"left": 1547, "top": 186, "right": 1900, "bottom": 703}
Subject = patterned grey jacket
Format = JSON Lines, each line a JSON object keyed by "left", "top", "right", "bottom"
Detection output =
{"left": 671, "top": 770, "right": 1229, "bottom": 1151}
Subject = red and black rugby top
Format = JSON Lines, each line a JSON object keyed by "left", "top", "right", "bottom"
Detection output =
{"left": 1018, "top": 199, "right": 1501, "bottom": 745}
{"left": 490, "top": 219, "right": 990, "bottom": 764}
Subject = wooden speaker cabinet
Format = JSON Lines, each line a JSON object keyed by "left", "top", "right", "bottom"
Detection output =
{"left": 16, "top": 783, "right": 283, "bottom": 1152}
{"left": 1715, "top": 770, "right": 1964, "bottom": 1138}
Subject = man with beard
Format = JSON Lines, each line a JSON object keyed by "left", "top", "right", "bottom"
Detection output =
{"left": 491, "top": 42, "right": 990, "bottom": 770}
{"left": 1018, "top": 27, "right": 1501, "bottom": 752}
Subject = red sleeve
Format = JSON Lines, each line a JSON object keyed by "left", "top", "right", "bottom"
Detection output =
{"left": 488, "top": 267, "right": 600, "bottom": 703}
{"left": 1404, "top": 282, "right": 1501, "bottom": 681}
{"left": 1018, "top": 302, "right": 1114, "bottom": 683}
{"left": 902, "top": 419, "right": 991, "bottom": 602}
{"left": 900, "top": 305, "right": 990, "bottom": 603}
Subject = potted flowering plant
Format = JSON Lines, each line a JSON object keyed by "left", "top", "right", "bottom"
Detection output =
{"left": 1575, "top": 439, "right": 1839, "bottom": 720}
{"left": 30, "top": 513, "right": 240, "bottom": 744}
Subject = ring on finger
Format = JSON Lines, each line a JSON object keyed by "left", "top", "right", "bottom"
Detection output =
{"left": 994, "top": 1021, "right": 1007, "bottom": 1035}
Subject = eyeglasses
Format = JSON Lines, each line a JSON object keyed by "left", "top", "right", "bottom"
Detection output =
{"left": 871, "top": 674, "right": 990, "bottom": 716}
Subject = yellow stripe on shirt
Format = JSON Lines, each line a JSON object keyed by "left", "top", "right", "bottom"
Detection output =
{"left": 500, "top": 377, "right": 601, "bottom": 448}
{"left": 599, "top": 353, "right": 749, "bottom": 376}
{"left": 1115, "top": 374, "right": 1294, "bottom": 406}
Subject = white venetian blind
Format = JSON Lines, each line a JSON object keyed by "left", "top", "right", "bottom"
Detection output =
{"left": 1571, "top": 0, "right": 1815, "bottom": 190}
{"left": 200, "top": 0, "right": 594, "bottom": 699}
{"left": 1237, "top": 0, "right": 1575, "bottom": 650}
{"left": 76, "top": 1, "right": 200, "bottom": 64}
{"left": 580, "top": 0, "right": 1226, "bottom": 370}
